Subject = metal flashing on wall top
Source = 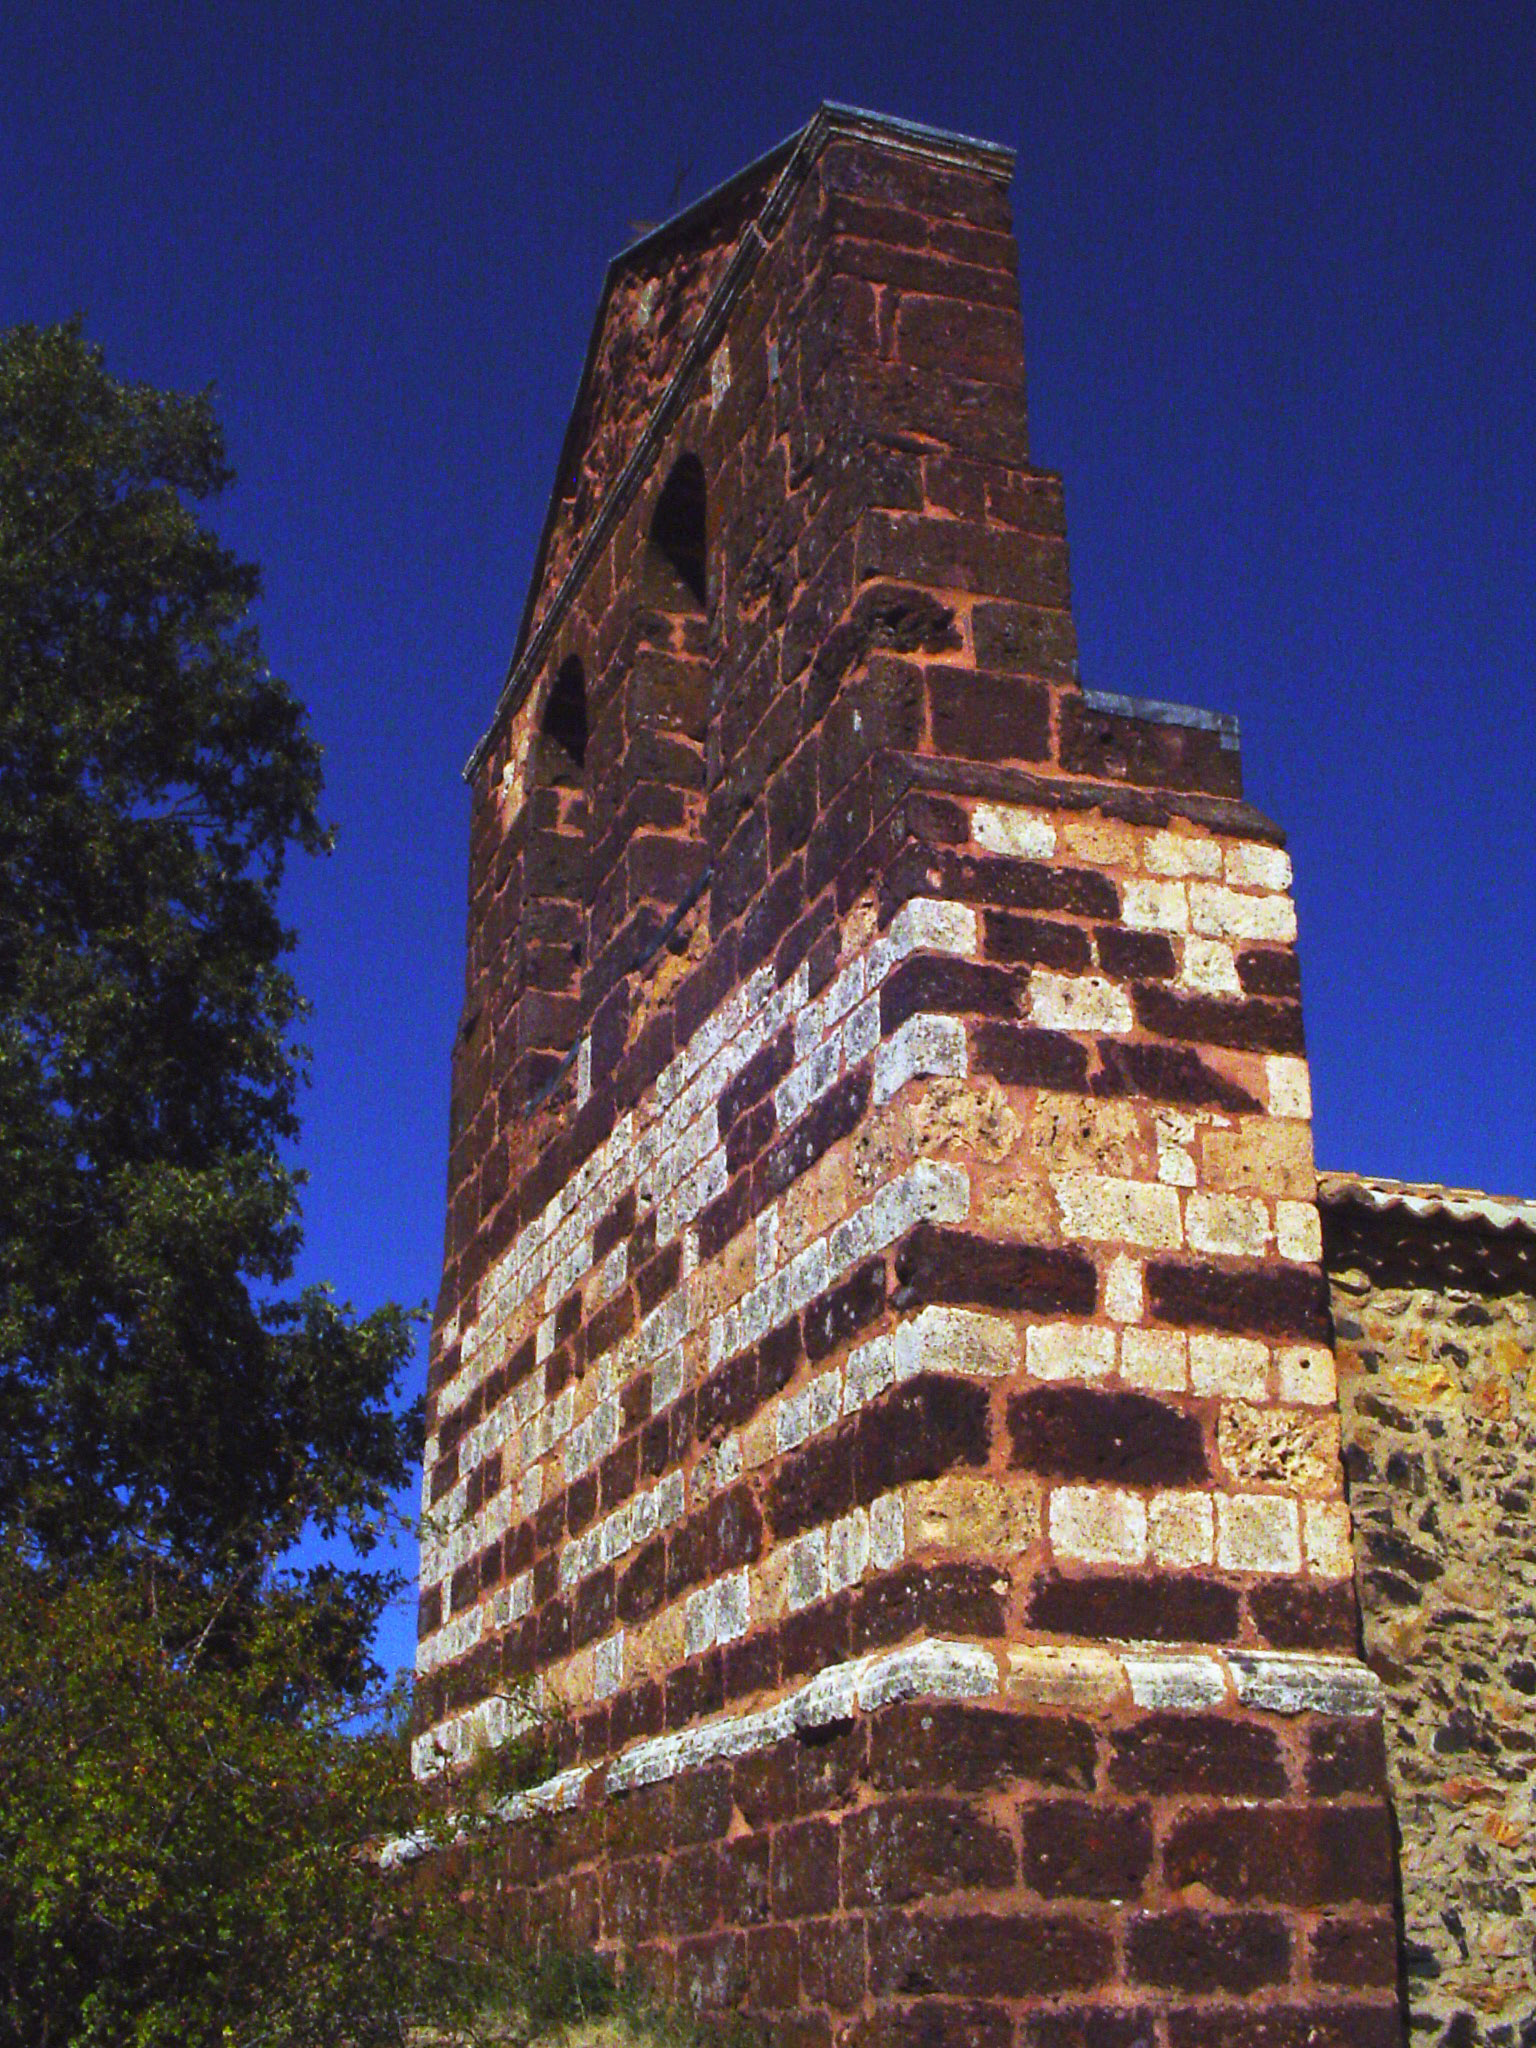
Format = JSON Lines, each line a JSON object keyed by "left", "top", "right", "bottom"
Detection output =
{"left": 1082, "top": 687, "right": 1242, "bottom": 751}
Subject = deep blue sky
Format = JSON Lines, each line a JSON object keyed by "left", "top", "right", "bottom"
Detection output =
{"left": 4, "top": 1, "right": 1532, "bottom": 1677}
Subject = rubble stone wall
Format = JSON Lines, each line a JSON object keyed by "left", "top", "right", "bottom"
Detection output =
{"left": 1325, "top": 1182, "right": 1536, "bottom": 2048}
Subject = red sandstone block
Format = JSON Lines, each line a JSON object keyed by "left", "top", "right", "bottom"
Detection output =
{"left": 1146, "top": 1261, "right": 1332, "bottom": 1343}
{"left": 869, "top": 1908, "right": 1113, "bottom": 1999}
{"left": 1164, "top": 1804, "right": 1394, "bottom": 1908}
{"left": 1236, "top": 945, "right": 1301, "bottom": 998}
{"left": 659, "top": 1843, "right": 720, "bottom": 1938}
{"left": 723, "top": 1628, "right": 779, "bottom": 1703}
{"left": 706, "top": 1483, "right": 763, "bottom": 1575}
{"left": 771, "top": 1817, "right": 841, "bottom": 1919}
{"left": 859, "top": 513, "right": 1070, "bottom": 608}
{"left": 856, "top": 1372, "right": 992, "bottom": 1493}
{"left": 756, "top": 1068, "right": 870, "bottom": 1202}
{"left": 1246, "top": 1579, "right": 1357, "bottom": 1654}
{"left": 972, "top": 1020, "right": 1092, "bottom": 1091}
{"left": 734, "top": 1740, "right": 802, "bottom": 1828}
{"left": 842, "top": 1795, "right": 1016, "bottom": 1906}
{"left": 892, "top": 1223, "right": 1097, "bottom": 1316}
{"left": 804, "top": 1256, "right": 886, "bottom": 1361}
{"left": 846, "top": 2002, "right": 1011, "bottom": 2048}
{"left": 601, "top": 1855, "right": 661, "bottom": 1947}
{"left": 878, "top": 952, "right": 1021, "bottom": 1033}
{"left": 791, "top": 1720, "right": 867, "bottom": 1816}
{"left": 1310, "top": 1914, "right": 1398, "bottom": 1988}
{"left": 1165, "top": 2004, "right": 1402, "bottom": 2048}
{"left": 768, "top": 1428, "right": 859, "bottom": 1541}
{"left": 1059, "top": 693, "right": 1243, "bottom": 799}
{"left": 852, "top": 1560, "right": 1007, "bottom": 1652}
{"left": 818, "top": 141, "right": 1013, "bottom": 232}
{"left": 1126, "top": 1909, "right": 1290, "bottom": 1995}
{"left": 1020, "top": 1797, "right": 1154, "bottom": 1901}
{"left": 665, "top": 1651, "right": 724, "bottom": 1730}
{"left": 971, "top": 597, "right": 1077, "bottom": 681}
{"left": 981, "top": 909, "right": 1093, "bottom": 972}
{"left": 880, "top": 842, "right": 1120, "bottom": 922}
{"left": 1018, "top": 2012, "right": 1159, "bottom": 2048}
{"left": 608, "top": 1676, "right": 663, "bottom": 1749}
{"left": 672, "top": 1762, "right": 733, "bottom": 1847}
{"left": 1109, "top": 1712, "right": 1287, "bottom": 1798}
{"left": 1029, "top": 1570, "right": 1240, "bottom": 1646}
{"left": 798, "top": 1914, "right": 866, "bottom": 2009}
{"left": 833, "top": 238, "right": 1020, "bottom": 313}
{"left": 719, "top": 1023, "right": 795, "bottom": 1133}
{"left": 1095, "top": 924, "right": 1177, "bottom": 980}
{"left": 1093, "top": 1036, "right": 1262, "bottom": 1114}
{"left": 673, "top": 1930, "right": 746, "bottom": 2012}
{"left": 725, "top": 1092, "right": 777, "bottom": 1177}
{"left": 820, "top": 656, "right": 925, "bottom": 798}
{"left": 781, "top": 1591, "right": 854, "bottom": 1681}
{"left": 906, "top": 790, "right": 972, "bottom": 843}
{"left": 717, "top": 1830, "right": 771, "bottom": 1929}
{"left": 694, "top": 1347, "right": 759, "bottom": 1445}
{"left": 746, "top": 1924, "right": 800, "bottom": 2009}
{"left": 928, "top": 666, "right": 1052, "bottom": 764}
{"left": 1135, "top": 983, "right": 1306, "bottom": 1056}
{"left": 805, "top": 777, "right": 872, "bottom": 903}
{"left": 868, "top": 1702, "right": 1096, "bottom": 1796}
{"left": 740, "top": 857, "right": 809, "bottom": 979}
{"left": 565, "top": 1473, "right": 597, "bottom": 1537}
{"left": 1008, "top": 1384, "right": 1208, "bottom": 1487}
{"left": 1306, "top": 1717, "right": 1387, "bottom": 1798}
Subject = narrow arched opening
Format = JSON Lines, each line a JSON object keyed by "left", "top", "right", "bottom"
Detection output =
{"left": 642, "top": 453, "right": 707, "bottom": 613}
{"left": 536, "top": 655, "right": 587, "bottom": 784}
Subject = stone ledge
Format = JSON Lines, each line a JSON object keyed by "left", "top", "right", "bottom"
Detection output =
{"left": 406, "top": 1632, "right": 1383, "bottom": 1801}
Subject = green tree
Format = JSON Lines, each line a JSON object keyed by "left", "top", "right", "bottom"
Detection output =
{"left": 0, "top": 318, "right": 415, "bottom": 1579}
{"left": 0, "top": 320, "right": 446, "bottom": 2045}
{"left": 0, "top": 321, "right": 728, "bottom": 2048}
{"left": 0, "top": 1542, "right": 486, "bottom": 2048}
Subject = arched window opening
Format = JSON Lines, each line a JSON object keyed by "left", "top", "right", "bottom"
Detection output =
{"left": 538, "top": 656, "right": 587, "bottom": 783}
{"left": 643, "top": 454, "right": 707, "bottom": 613}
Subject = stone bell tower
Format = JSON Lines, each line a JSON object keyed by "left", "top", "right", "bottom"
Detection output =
{"left": 415, "top": 105, "right": 1403, "bottom": 2046}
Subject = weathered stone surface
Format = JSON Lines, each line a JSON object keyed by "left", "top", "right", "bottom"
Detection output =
{"left": 415, "top": 105, "right": 1419, "bottom": 2048}
{"left": 1325, "top": 1192, "right": 1536, "bottom": 2048}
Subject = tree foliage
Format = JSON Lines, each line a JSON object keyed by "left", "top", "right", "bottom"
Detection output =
{"left": 0, "top": 318, "right": 415, "bottom": 1574}
{"left": 0, "top": 1542, "right": 489, "bottom": 2048}
{"left": 0, "top": 320, "right": 731, "bottom": 2048}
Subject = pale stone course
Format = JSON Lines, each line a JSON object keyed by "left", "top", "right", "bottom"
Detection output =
{"left": 1148, "top": 1490, "right": 1215, "bottom": 1567}
{"left": 1144, "top": 829, "right": 1222, "bottom": 878}
{"left": 1050, "top": 1485, "right": 1148, "bottom": 1564}
{"left": 1122, "top": 878, "right": 1190, "bottom": 933}
{"left": 1186, "top": 1190, "right": 1272, "bottom": 1258}
{"left": 1277, "top": 1343, "right": 1336, "bottom": 1406}
{"left": 873, "top": 1012, "right": 967, "bottom": 1104}
{"left": 1121, "top": 1327, "right": 1187, "bottom": 1391}
{"left": 971, "top": 802, "right": 1056, "bottom": 860}
{"left": 1054, "top": 1171, "right": 1183, "bottom": 1249}
{"left": 1266, "top": 1055, "right": 1312, "bottom": 1118}
{"left": 1224, "top": 842, "right": 1293, "bottom": 890}
{"left": 1026, "top": 1321, "right": 1116, "bottom": 1381}
{"left": 1189, "top": 1333, "right": 1269, "bottom": 1399}
{"left": 1104, "top": 1253, "right": 1145, "bottom": 1322}
{"left": 1216, "top": 1492, "right": 1302, "bottom": 1573}
{"left": 1275, "top": 1198, "right": 1323, "bottom": 1262}
{"left": 1179, "top": 937, "right": 1242, "bottom": 994}
{"left": 1189, "top": 882, "right": 1298, "bottom": 943}
{"left": 1030, "top": 971, "right": 1135, "bottom": 1034}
